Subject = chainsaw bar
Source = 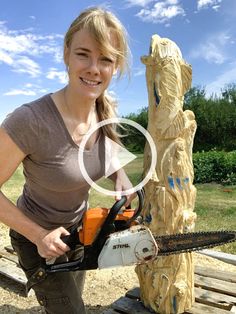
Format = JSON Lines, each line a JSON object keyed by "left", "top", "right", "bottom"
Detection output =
{"left": 154, "top": 230, "right": 236, "bottom": 256}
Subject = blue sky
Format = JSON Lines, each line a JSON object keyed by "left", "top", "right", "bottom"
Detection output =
{"left": 1, "top": 0, "right": 236, "bottom": 122}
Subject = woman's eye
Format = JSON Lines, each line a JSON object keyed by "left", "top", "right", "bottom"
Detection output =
{"left": 76, "top": 53, "right": 88, "bottom": 58}
{"left": 101, "top": 57, "right": 114, "bottom": 63}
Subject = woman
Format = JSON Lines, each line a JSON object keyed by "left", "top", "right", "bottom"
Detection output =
{"left": 0, "top": 7, "right": 134, "bottom": 313}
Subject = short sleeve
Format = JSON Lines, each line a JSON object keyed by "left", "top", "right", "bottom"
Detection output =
{"left": 1, "top": 104, "right": 39, "bottom": 155}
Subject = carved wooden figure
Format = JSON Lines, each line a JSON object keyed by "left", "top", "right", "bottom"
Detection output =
{"left": 136, "top": 34, "right": 197, "bottom": 313}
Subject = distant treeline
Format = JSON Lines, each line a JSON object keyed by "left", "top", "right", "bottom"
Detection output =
{"left": 193, "top": 150, "right": 236, "bottom": 185}
{"left": 122, "top": 84, "right": 236, "bottom": 153}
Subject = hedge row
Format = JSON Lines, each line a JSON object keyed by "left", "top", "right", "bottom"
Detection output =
{"left": 193, "top": 150, "right": 236, "bottom": 185}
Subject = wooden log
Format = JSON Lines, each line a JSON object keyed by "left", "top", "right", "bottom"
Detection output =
{"left": 0, "top": 249, "right": 20, "bottom": 265}
{"left": 195, "top": 274, "right": 236, "bottom": 297}
{"left": 195, "top": 286, "right": 236, "bottom": 311}
{"left": 112, "top": 267, "right": 236, "bottom": 313}
{"left": 185, "top": 302, "right": 232, "bottom": 314}
{"left": 126, "top": 280, "right": 236, "bottom": 311}
{"left": 0, "top": 257, "right": 26, "bottom": 285}
{"left": 198, "top": 250, "right": 236, "bottom": 266}
{"left": 102, "top": 310, "right": 119, "bottom": 314}
{"left": 4, "top": 245, "right": 15, "bottom": 254}
{"left": 126, "top": 287, "right": 140, "bottom": 299}
{"left": 195, "top": 265, "right": 236, "bottom": 283}
{"left": 111, "top": 296, "right": 154, "bottom": 314}
{"left": 113, "top": 284, "right": 236, "bottom": 314}
{"left": 136, "top": 34, "right": 197, "bottom": 313}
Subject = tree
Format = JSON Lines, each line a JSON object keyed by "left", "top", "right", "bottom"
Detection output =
{"left": 184, "top": 85, "right": 236, "bottom": 152}
{"left": 122, "top": 85, "right": 236, "bottom": 152}
{"left": 221, "top": 83, "right": 236, "bottom": 104}
{"left": 121, "top": 107, "right": 148, "bottom": 152}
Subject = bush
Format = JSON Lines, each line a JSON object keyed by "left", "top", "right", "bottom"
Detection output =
{"left": 193, "top": 150, "right": 236, "bottom": 185}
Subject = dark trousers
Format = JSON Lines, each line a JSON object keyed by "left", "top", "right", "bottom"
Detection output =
{"left": 10, "top": 229, "right": 86, "bottom": 314}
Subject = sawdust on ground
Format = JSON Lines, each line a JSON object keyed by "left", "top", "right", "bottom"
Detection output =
{"left": 0, "top": 223, "right": 235, "bottom": 314}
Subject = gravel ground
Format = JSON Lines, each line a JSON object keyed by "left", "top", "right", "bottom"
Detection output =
{"left": 0, "top": 223, "right": 235, "bottom": 314}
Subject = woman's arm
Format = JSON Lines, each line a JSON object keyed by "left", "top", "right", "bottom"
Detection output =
{"left": 109, "top": 168, "right": 136, "bottom": 206}
{"left": 0, "top": 128, "right": 70, "bottom": 258}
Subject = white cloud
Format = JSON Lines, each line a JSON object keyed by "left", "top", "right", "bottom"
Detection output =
{"left": 189, "top": 32, "right": 231, "bottom": 64}
{"left": 136, "top": 0, "right": 185, "bottom": 24}
{"left": 12, "top": 56, "right": 41, "bottom": 77}
{"left": 0, "top": 50, "right": 13, "bottom": 64}
{"left": 0, "top": 22, "right": 63, "bottom": 78}
{"left": 46, "top": 68, "right": 68, "bottom": 84}
{"left": 4, "top": 89, "right": 36, "bottom": 96}
{"left": 205, "top": 62, "right": 236, "bottom": 97}
{"left": 126, "top": 0, "right": 179, "bottom": 7}
{"left": 197, "top": 0, "right": 222, "bottom": 10}
{"left": 167, "top": 0, "right": 178, "bottom": 4}
{"left": 4, "top": 83, "right": 49, "bottom": 97}
{"left": 191, "top": 42, "right": 225, "bottom": 64}
{"left": 212, "top": 5, "right": 220, "bottom": 11}
{"left": 125, "top": 0, "right": 154, "bottom": 6}
{"left": 0, "top": 32, "right": 33, "bottom": 54}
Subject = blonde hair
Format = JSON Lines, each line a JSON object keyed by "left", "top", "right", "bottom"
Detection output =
{"left": 64, "top": 7, "right": 130, "bottom": 142}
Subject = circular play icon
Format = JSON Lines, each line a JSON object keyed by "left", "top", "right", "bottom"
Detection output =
{"left": 78, "top": 118, "right": 157, "bottom": 197}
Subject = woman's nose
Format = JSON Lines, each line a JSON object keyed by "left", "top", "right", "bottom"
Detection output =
{"left": 86, "top": 58, "right": 100, "bottom": 74}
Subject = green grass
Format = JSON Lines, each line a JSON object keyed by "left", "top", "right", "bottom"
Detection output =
{"left": 1, "top": 158, "right": 236, "bottom": 254}
{"left": 93, "top": 153, "right": 143, "bottom": 189}
{"left": 1, "top": 164, "right": 24, "bottom": 204}
{"left": 194, "top": 183, "right": 236, "bottom": 254}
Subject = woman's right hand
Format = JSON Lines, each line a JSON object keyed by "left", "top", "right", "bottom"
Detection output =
{"left": 35, "top": 227, "right": 71, "bottom": 259}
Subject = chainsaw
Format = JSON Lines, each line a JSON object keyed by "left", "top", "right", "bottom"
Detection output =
{"left": 27, "top": 189, "right": 236, "bottom": 291}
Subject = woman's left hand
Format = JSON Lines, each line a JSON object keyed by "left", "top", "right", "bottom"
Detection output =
{"left": 112, "top": 168, "right": 136, "bottom": 207}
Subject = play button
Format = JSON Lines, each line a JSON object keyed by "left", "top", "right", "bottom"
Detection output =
{"left": 78, "top": 117, "right": 157, "bottom": 197}
{"left": 104, "top": 137, "right": 137, "bottom": 178}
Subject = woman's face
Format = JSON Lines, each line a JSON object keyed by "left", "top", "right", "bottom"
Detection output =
{"left": 64, "top": 28, "right": 117, "bottom": 102}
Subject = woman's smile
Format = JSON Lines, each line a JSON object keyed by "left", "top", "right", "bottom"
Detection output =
{"left": 80, "top": 77, "right": 102, "bottom": 86}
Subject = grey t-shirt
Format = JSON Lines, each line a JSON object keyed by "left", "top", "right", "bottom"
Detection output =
{"left": 1, "top": 94, "right": 105, "bottom": 229}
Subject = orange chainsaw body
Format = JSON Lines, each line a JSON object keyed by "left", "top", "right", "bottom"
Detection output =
{"left": 79, "top": 207, "right": 135, "bottom": 246}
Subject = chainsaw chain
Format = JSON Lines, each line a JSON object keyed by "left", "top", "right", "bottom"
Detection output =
{"left": 154, "top": 230, "right": 236, "bottom": 256}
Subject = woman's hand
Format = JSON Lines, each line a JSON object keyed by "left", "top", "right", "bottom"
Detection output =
{"left": 112, "top": 168, "right": 136, "bottom": 207}
{"left": 35, "top": 227, "right": 71, "bottom": 259}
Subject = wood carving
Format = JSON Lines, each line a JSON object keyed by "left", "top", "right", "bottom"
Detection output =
{"left": 136, "top": 34, "right": 197, "bottom": 313}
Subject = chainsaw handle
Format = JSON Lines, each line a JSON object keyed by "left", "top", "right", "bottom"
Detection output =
{"left": 60, "top": 190, "right": 144, "bottom": 250}
{"left": 52, "top": 197, "right": 129, "bottom": 271}
{"left": 126, "top": 189, "right": 144, "bottom": 225}
{"left": 108, "top": 189, "right": 144, "bottom": 224}
{"left": 104, "top": 195, "right": 128, "bottom": 226}
{"left": 98, "top": 189, "right": 144, "bottom": 235}
{"left": 41, "top": 190, "right": 145, "bottom": 274}
{"left": 60, "top": 196, "right": 128, "bottom": 251}
{"left": 61, "top": 233, "right": 78, "bottom": 250}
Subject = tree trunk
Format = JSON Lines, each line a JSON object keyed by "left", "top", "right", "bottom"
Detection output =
{"left": 136, "top": 34, "right": 197, "bottom": 314}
